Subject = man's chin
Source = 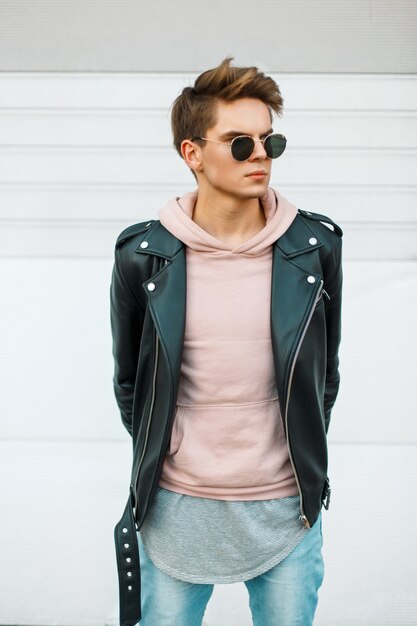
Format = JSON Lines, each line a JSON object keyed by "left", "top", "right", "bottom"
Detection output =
{"left": 240, "top": 181, "right": 270, "bottom": 198}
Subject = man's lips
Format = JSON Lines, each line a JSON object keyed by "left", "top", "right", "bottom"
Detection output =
{"left": 246, "top": 170, "right": 267, "bottom": 177}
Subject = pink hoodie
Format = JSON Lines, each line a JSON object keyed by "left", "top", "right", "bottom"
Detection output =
{"left": 157, "top": 187, "right": 300, "bottom": 500}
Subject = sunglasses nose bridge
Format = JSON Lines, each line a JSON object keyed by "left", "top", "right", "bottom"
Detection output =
{"left": 249, "top": 138, "right": 268, "bottom": 161}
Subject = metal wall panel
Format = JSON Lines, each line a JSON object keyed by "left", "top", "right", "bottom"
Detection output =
{"left": 0, "top": 0, "right": 416, "bottom": 72}
{"left": 0, "top": 73, "right": 416, "bottom": 259}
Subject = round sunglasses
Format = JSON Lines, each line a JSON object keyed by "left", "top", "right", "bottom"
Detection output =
{"left": 191, "top": 133, "right": 287, "bottom": 162}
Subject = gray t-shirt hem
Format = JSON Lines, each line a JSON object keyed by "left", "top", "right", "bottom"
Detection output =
{"left": 138, "top": 487, "right": 309, "bottom": 584}
{"left": 140, "top": 524, "right": 309, "bottom": 584}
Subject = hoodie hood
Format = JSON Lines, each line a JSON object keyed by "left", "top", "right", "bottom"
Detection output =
{"left": 157, "top": 187, "right": 298, "bottom": 257}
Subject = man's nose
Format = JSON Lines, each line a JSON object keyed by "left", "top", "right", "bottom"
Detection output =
{"left": 250, "top": 139, "right": 268, "bottom": 161}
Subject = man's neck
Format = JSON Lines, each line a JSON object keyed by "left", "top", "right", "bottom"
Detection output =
{"left": 191, "top": 188, "right": 267, "bottom": 247}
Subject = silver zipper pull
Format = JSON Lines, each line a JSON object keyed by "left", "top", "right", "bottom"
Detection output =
{"left": 299, "top": 515, "right": 311, "bottom": 529}
{"left": 323, "top": 289, "right": 331, "bottom": 301}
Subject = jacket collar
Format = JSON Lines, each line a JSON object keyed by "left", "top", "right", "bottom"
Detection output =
{"left": 275, "top": 211, "right": 324, "bottom": 258}
{"left": 135, "top": 210, "right": 324, "bottom": 260}
{"left": 134, "top": 220, "right": 183, "bottom": 260}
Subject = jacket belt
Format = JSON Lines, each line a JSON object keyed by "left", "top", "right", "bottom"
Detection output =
{"left": 114, "top": 486, "right": 142, "bottom": 625}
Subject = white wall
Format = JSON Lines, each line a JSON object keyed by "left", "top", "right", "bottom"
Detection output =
{"left": 0, "top": 0, "right": 416, "bottom": 72}
{"left": 0, "top": 73, "right": 416, "bottom": 626}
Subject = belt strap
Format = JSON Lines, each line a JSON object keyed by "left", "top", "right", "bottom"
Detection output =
{"left": 114, "top": 486, "right": 141, "bottom": 625}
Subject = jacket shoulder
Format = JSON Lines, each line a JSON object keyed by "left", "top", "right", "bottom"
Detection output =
{"left": 297, "top": 208, "right": 343, "bottom": 238}
{"left": 115, "top": 219, "right": 157, "bottom": 250}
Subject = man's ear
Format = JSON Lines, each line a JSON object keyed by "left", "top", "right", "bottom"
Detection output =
{"left": 181, "top": 139, "right": 203, "bottom": 174}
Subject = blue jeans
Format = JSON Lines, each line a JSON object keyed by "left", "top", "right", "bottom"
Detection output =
{"left": 137, "top": 511, "right": 324, "bottom": 626}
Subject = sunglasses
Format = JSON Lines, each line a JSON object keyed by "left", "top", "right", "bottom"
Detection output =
{"left": 191, "top": 133, "right": 287, "bottom": 162}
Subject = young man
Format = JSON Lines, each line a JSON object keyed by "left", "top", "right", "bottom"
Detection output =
{"left": 110, "top": 57, "right": 343, "bottom": 626}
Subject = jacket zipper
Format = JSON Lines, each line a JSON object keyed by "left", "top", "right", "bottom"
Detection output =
{"left": 284, "top": 278, "right": 324, "bottom": 529}
{"left": 131, "top": 258, "right": 168, "bottom": 526}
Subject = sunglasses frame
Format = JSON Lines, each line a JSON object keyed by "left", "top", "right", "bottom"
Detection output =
{"left": 191, "top": 133, "right": 287, "bottom": 162}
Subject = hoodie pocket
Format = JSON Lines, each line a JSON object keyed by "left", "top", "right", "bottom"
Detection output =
{"left": 163, "top": 400, "right": 294, "bottom": 489}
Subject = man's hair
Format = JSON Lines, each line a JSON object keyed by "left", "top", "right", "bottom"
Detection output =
{"left": 171, "top": 57, "right": 284, "bottom": 159}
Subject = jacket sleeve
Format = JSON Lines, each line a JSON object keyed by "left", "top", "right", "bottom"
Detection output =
{"left": 323, "top": 235, "right": 343, "bottom": 434}
{"left": 110, "top": 246, "right": 144, "bottom": 437}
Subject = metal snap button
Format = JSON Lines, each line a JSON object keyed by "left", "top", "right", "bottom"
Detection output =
{"left": 127, "top": 585, "right": 133, "bottom": 591}
{"left": 122, "top": 527, "right": 128, "bottom": 533}
{"left": 124, "top": 543, "right": 129, "bottom": 549}
{"left": 140, "top": 241, "right": 149, "bottom": 248}
{"left": 147, "top": 282, "right": 156, "bottom": 292}
{"left": 309, "top": 237, "right": 317, "bottom": 245}
{"left": 127, "top": 571, "right": 132, "bottom": 577}
{"left": 126, "top": 557, "right": 131, "bottom": 563}
{"left": 307, "top": 275, "right": 316, "bottom": 283}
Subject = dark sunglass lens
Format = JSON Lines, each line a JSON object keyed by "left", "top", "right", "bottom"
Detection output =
{"left": 231, "top": 136, "right": 254, "bottom": 161}
{"left": 265, "top": 134, "right": 287, "bottom": 159}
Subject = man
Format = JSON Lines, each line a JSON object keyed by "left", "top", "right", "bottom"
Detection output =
{"left": 110, "top": 57, "right": 343, "bottom": 626}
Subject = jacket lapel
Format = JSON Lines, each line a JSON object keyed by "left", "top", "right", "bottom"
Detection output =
{"left": 134, "top": 222, "right": 186, "bottom": 393}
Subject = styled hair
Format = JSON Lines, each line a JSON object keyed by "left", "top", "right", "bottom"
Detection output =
{"left": 171, "top": 57, "right": 284, "bottom": 159}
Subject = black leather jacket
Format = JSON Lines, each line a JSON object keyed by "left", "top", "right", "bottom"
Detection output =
{"left": 110, "top": 207, "right": 343, "bottom": 626}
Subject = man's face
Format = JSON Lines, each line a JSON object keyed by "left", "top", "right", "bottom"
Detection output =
{"left": 196, "top": 97, "right": 274, "bottom": 200}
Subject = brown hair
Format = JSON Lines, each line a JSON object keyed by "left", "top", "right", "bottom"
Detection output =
{"left": 171, "top": 57, "right": 284, "bottom": 159}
